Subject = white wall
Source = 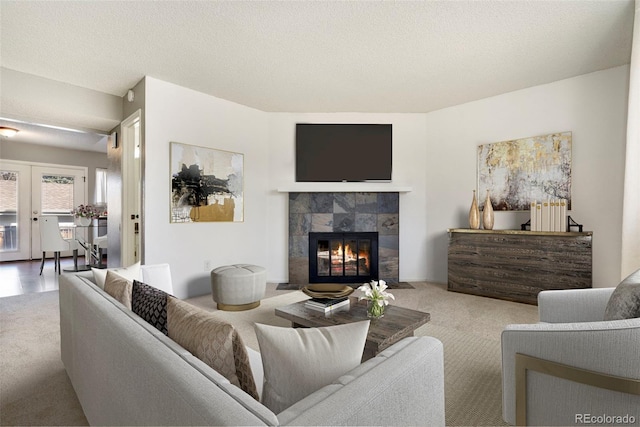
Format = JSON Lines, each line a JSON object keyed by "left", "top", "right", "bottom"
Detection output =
{"left": 144, "top": 77, "right": 269, "bottom": 298}
{"left": 424, "top": 65, "right": 630, "bottom": 287}
{"left": 142, "top": 65, "right": 628, "bottom": 297}
{"left": 266, "top": 114, "right": 428, "bottom": 283}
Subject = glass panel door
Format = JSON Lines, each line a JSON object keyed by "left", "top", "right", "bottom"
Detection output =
{"left": 330, "top": 239, "right": 344, "bottom": 276}
{"left": 344, "top": 238, "right": 358, "bottom": 276}
{"left": 316, "top": 239, "right": 330, "bottom": 276}
{"left": 0, "top": 162, "right": 87, "bottom": 262}
{"left": 0, "top": 162, "right": 31, "bottom": 261}
{"left": 31, "top": 166, "right": 86, "bottom": 259}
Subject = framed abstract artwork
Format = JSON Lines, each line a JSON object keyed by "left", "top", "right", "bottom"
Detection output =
{"left": 477, "top": 132, "right": 572, "bottom": 211}
{"left": 170, "top": 142, "right": 244, "bottom": 222}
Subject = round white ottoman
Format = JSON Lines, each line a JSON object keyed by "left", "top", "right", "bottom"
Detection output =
{"left": 211, "top": 264, "right": 267, "bottom": 311}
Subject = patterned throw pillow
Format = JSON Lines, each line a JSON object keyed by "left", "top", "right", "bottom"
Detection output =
{"left": 604, "top": 269, "right": 640, "bottom": 320}
{"left": 103, "top": 270, "right": 133, "bottom": 309}
{"left": 132, "top": 280, "right": 169, "bottom": 335}
{"left": 166, "top": 297, "right": 259, "bottom": 400}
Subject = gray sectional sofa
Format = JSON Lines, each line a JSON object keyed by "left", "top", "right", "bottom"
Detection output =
{"left": 59, "top": 270, "right": 445, "bottom": 426}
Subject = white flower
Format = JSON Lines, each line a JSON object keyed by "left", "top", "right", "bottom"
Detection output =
{"left": 358, "top": 279, "right": 394, "bottom": 304}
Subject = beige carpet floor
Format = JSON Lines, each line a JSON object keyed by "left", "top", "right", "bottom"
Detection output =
{"left": 0, "top": 291, "right": 88, "bottom": 426}
{"left": 0, "top": 282, "right": 538, "bottom": 426}
{"left": 190, "top": 283, "right": 540, "bottom": 426}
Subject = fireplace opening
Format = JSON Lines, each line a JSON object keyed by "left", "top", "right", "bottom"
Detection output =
{"left": 309, "top": 232, "right": 378, "bottom": 284}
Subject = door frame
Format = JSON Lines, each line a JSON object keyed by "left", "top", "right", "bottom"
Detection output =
{"left": 120, "top": 109, "right": 143, "bottom": 266}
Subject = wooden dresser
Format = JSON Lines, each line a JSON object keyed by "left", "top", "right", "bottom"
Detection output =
{"left": 447, "top": 229, "right": 592, "bottom": 304}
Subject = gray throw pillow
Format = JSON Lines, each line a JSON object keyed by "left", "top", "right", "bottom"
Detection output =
{"left": 604, "top": 269, "right": 640, "bottom": 320}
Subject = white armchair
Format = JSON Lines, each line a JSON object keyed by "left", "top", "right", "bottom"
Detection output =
{"left": 502, "top": 278, "right": 640, "bottom": 426}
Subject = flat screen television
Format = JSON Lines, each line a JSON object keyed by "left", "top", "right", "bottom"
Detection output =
{"left": 295, "top": 123, "right": 392, "bottom": 182}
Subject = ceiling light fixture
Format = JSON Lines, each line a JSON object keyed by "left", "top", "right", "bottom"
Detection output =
{"left": 0, "top": 127, "right": 19, "bottom": 138}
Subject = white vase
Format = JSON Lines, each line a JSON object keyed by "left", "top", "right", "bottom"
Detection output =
{"left": 77, "top": 217, "right": 92, "bottom": 226}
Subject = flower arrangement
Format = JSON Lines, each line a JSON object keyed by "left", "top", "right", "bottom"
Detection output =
{"left": 71, "top": 204, "right": 103, "bottom": 220}
{"left": 358, "top": 279, "right": 395, "bottom": 319}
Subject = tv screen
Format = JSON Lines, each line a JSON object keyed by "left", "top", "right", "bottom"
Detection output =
{"left": 295, "top": 123, "right": 392, "bottom": 182}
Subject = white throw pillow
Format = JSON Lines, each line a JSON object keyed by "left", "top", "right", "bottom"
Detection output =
{"left": 254, "top": 321, "right": 370, "bottom": 414}
{"left": 140, "top": 263, "right": 173, "bottom": 294}
{"left": 92, "top": 262, "right": 141, "bottom": 289}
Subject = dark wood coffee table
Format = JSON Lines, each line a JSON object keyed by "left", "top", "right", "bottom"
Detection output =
{"left": 275, "top": 297, "right": 430, "bottom": 361}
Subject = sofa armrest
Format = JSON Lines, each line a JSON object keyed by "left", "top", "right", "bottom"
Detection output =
{"left": 278, "top": 336, "right": 445, "bottom": 426}
{"left": 538, "top": 288, "right": 615, "bottom": 323}
{"left": 501, "top": 319, "right": 640, "bottom": 425}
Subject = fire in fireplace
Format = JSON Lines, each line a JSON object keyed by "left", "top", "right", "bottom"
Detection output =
{"left": 309, "top": 232, "right": 378, "bottom": 283}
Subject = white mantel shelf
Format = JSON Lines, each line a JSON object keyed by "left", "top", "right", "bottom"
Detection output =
{"left": 277, "top": 183, "right": 412, "bottom": 193}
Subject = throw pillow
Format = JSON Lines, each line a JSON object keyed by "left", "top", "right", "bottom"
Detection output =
{"left": 167, "top": 297, "right": 259, "bottom": 400}
{"left": 103, "top": 270, "right": 133, "bottom": 309}
{"left": 132, "top": 280, "right": 169, "bottom": 335}
{"left": 140, "top": 263, "right": 173, "bottom": 294}
{"left": 92, "top": 262, "right": 141, "bottom": 289}
{"left": 255, "top": 320, "right": 370, "bottom": 414}
{"left": 604, "top": 269, "right": 640, "bottom": 320}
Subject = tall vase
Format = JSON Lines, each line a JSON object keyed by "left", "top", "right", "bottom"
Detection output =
{"left": 469, "top": 190, "right": 480, "bottom": 229}
{"left": 482, "top": 190, "right": 494, "bottom": 230}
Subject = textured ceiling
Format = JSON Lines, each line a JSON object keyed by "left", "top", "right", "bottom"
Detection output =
{"left": 0, "top": 0, "right": 635, "bottom": 151}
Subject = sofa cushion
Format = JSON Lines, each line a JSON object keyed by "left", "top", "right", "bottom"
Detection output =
{"left": 255, "top": 321, "right": 370, "bottom": 414}
{"left": 604, "top": 269, "right": 640, "bottom": 320}
{"left": 103, "top": 270, "right": 133, "bottom": 309}
{"left": 132, "top": 280, "right": 169, "bottom": 335}
{"left": 167, "top": 297, "right": 259, "bottom": 400}
{"left": 92, "top": 262, "right": 141, "bottom": 289}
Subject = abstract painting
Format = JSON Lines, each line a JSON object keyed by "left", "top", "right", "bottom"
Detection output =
{"left": 477, "top": 132, "right": 571, "bottom": 211}
{"left": 170, "top": 142, "right": 244, "bottom": 222}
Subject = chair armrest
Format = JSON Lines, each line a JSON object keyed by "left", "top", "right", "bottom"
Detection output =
{"left": 501, "top": 319, "right": 640, "bottom": 425}
{"left": 279, "top": 336, "right": 445, "bottom": 426}
{"left": 538, "top": 288, "right": 615, "bottom": 323}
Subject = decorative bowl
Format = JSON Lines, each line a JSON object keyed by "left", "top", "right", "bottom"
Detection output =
{"left": 301, "top": 284, "right": 354, "bottom": 299}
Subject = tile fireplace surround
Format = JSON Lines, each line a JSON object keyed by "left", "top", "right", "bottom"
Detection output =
{"left": 288, "top": 192, "right": 400, "bottom": 285}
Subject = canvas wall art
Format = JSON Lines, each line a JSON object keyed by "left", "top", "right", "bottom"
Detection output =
{"left": 170, "top": 142, "right": 244, "bottom": 222}
{"left": 477, "top": 132, "right": 572, "bottom": 211}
